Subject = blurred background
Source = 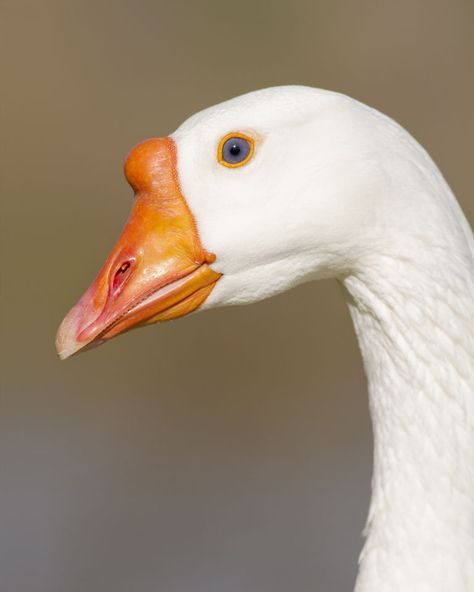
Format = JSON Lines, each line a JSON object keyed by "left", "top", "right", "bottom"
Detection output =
{"left": 2, "top": 1, "right": 473, "bottom": 591}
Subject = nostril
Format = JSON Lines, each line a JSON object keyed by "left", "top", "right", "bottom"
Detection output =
{"left": 112, "top": 259, "right": 134, "bottom": 294}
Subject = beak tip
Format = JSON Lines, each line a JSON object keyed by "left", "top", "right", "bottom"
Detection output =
{"left": 55, "top": 313, "right": 83, "bottom": 361}
{"left": 55, "top": 342, "right": 73, "bottom": 361}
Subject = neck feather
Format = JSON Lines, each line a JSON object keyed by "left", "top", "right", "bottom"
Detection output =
{"left": 342, "top": 232, "right": 474, "bottom": 591}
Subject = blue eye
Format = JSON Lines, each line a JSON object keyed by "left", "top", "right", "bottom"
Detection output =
{"left": 218, "top": 133, "right": 254, "bottom": 167}
{"left": 222, "top": 137, "right": 250, "bottom": 163}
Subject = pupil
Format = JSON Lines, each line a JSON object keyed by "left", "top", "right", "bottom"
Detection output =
{"left": 229, "top": 144, "right": 241, "bottom": 156}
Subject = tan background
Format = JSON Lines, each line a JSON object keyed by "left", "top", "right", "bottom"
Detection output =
{"left": 2, "top": 1, "right": 473, "bottom": 591}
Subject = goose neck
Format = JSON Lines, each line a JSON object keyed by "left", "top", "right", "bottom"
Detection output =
{"left": 342, "top": 250, "right": 474, "bottom": 591}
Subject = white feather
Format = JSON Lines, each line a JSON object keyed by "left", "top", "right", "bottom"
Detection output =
{"left": 172, "top": 86, "right": 474, "bottom": 591}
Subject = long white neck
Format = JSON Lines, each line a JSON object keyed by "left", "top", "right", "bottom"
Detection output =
{"left": 342, "top": 213, "right": 474, "bottom": 591}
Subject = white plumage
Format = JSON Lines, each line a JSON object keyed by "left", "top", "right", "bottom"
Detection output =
{"left": 173, "top": 87, "right": 474, "bottom": 591}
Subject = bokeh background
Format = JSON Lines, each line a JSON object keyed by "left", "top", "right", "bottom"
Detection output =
{"left": 2, "top": 1, "right": 473, "bottom": 591}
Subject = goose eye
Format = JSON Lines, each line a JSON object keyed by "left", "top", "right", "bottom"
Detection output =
{"left": 218, "top": 133, "right": 254, "bottom": 168}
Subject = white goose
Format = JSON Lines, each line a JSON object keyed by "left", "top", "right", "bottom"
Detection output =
{"left": 56, "top": 86, "right": 474, "bottom": 592}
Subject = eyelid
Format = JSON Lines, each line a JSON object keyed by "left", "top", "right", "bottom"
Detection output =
{"left": 217, "top": 132, "right": 255, "bottom": 168}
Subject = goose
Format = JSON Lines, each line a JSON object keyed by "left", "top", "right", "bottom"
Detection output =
{"left": 56, "top": 86, "right": 474, "bottom": 592}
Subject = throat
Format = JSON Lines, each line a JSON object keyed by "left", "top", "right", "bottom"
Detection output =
{"left": 342, "top": 252, "right": 474, "bottom": 591}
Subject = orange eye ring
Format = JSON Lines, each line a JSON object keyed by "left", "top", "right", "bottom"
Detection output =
{"left": 217, "top": 132, "right": 255, "bottom": 168}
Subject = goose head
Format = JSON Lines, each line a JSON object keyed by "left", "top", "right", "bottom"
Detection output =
{"left": 56, "top": 85, "right": 434, "bottom": 359}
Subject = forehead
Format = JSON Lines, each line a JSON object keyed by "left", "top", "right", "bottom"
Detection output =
{"left": 172, "top": 86, "right": 334, "bottom": 140}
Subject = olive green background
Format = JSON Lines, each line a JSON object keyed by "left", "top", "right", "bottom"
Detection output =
{"left": 2, "top": 1, "right": 473, "bottom": 591}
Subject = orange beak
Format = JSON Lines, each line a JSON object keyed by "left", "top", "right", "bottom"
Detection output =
{"left": 56, "top": 137, "right": 221, "bottom": 360}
